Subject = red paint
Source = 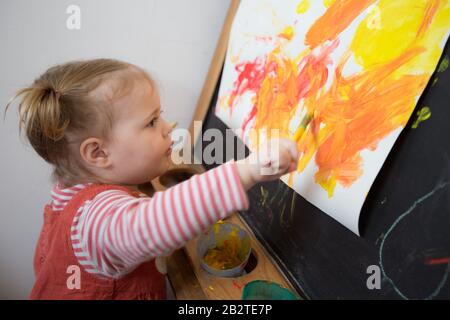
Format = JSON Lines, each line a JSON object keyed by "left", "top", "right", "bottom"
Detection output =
{"left": 232, "top": 280, "right": 245, "bottom": 290}
{"left": 228, "top": 58, "right": 267, "bottom": 110}
{"left": 227, "top": 40, "right": 338, "bottom": 142}
{"left": 295, "top": 40, "right": 339, "bottom": 101}
{"left": 425, "top": 257, "right": 450, "bottom": 266}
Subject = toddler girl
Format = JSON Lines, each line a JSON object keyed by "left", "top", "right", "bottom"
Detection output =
{"left": 5, "top": 58, "right": 298, "bottom": 299}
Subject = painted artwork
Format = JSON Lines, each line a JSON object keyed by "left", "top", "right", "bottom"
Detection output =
{"left": 215, "top": 0, "right": 450, "bottom": 235}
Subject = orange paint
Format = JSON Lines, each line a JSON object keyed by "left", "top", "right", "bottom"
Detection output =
{"left": 227, "top": 34, "right": 429, "bottom": 197}
{"left": 305, "top": 0, "right": 376, "bottom": 49}
{"left": 417, "top": 0, "right": 440, "bottom": 38}
{"left": 222, "top": 0, "right": 449, "bottom": 197}
{"left": 311, "top": 47, "right": 428, "bottom": 195}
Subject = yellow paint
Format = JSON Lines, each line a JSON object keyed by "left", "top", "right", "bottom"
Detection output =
{"left": 365, "top": 5, "right": 381, "bottom": 30}
{"left": 203, "top": 226, "right": 245, "bottom": 270}
{"left": 279, "top": 26, "right": 294, "bottom": 41}
{"left": 296, "top": 0, "right": 310, "bottom": 14}
{"left": 323, "top": 0, "right": 336, "bottom": 8}
{"left": 351, "top": 0, "right": 450, "bottom": 75}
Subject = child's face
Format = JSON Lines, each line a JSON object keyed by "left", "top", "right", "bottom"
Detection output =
{"left": 106, "top": 80, "right": 174, "bottom": 185}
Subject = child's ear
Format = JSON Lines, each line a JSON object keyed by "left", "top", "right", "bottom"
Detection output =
{"left": 79, "top": 137, "right": 111, "bottom": 168}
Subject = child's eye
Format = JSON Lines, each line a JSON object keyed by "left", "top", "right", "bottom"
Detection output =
{"left": 147, "top": 117, "right": 159, "bottom": 128}
{"left": 147, "top": 110, "right": 163, "bottom": 128}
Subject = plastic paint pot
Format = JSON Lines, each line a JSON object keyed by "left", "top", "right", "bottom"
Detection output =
{"left": 242, "top": 280, "right": 297, "bottom": 300}
{"left": 197, "top": 222, "right": 251, "bottom": 277}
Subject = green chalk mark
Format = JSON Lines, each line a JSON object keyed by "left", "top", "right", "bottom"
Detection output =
{"left": 411, "top": 106, "right": 431, "bottom": 129}
{"left": 260, "top": 186, "right": 269, "bottom": 207}
{"left": 437, "top": 56, "right": 449, "bottom": 73}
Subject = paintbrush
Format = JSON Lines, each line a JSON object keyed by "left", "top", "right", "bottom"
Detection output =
{"left": 283, "top": 112, "right": 313, "bottom": 173}
{"left": 290, "top": 112, "right": 313, "bottom": 142}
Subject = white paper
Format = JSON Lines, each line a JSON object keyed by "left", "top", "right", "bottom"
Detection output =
{"left": 215, "top": 0, "right": 450, "bottom": 235}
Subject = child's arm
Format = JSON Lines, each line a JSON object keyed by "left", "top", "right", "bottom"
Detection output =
{"left": 73, "top": 138, "right": 298, "bottom": 279}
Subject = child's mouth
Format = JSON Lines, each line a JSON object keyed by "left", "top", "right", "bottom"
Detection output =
{"left": 165, "top": 142, "right": 174, "bottom": 156}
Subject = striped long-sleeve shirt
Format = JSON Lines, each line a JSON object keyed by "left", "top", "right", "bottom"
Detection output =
{"left": 49, "top": 160, "right": 249, "bottom": 279}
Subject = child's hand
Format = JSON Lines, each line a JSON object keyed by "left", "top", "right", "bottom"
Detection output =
{"left": 235, "top": 138, "right": 299, "bottom": 190}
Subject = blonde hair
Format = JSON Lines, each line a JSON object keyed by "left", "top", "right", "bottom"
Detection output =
{"left": 4, "top": 58, "right": 155, "bottom": 187}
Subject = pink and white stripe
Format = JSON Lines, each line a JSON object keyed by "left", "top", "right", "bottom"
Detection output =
{"left": 49, "top": 160, "right": 249, "bottom": 279}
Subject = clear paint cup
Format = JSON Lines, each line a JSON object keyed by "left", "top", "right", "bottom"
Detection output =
{"left": 197, "top": 222, "right": 251, "bottom": 278}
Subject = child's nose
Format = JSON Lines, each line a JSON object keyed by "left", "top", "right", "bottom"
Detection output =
{"left": 163, "top": 119, "right": 176, "bottom": 138}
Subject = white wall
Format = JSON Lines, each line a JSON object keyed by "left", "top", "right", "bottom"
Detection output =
{"left": 0, "top": 0, "right": 230, "bottom": 299}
